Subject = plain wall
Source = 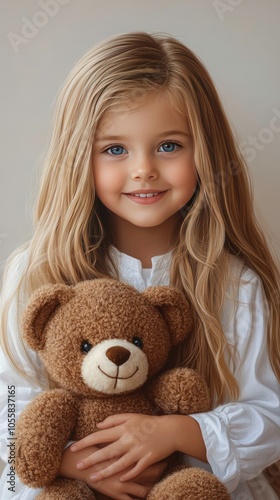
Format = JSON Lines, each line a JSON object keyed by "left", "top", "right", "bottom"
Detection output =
{"left": 0, "top": 0, "right": 280, "bottom": 265}
{"left": 0, "top": 0, "right": 279, "bottom": 481}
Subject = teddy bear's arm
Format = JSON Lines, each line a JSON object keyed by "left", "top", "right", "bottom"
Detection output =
{"left": 147, "top": 367, "right": 211, "bottom": 415}
{"left": 15, "top": 388, "right": 78, "bottom": 488}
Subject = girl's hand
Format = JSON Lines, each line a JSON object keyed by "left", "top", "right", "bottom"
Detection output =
{"left": 92, "top": 460, "right": 167, "bottom": 500}
{"left": 70, "top": 413, "right": 177, "bottom": 482}
{"left": 60, "top": 443, "right": 167, "bottom": 500}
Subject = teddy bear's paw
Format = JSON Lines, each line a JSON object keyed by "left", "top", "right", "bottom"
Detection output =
{"left": 35, "top": 478, "right": 97, "bottom": 500}
{"left": 147, "top": 467, "right": 230, "bottom": 500}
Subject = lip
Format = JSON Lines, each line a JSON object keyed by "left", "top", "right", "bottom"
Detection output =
{"left": 123, "top": 190, "right": 167, "bottom": 204}
{"left": 125, "top": 190, "right": 165, "bottom": 194}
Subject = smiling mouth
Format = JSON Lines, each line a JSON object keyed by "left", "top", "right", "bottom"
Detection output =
{"left": 123, "top": 191, "right": 167, "bottom": 204}
{"left": 125, "top": 190, "right": 166, "bottom": 197}
{"left": 98, "top": 366, "right": 139, "bottom": 389}
{"left": 129, "top": 192, "right": 160, "bottom": 198}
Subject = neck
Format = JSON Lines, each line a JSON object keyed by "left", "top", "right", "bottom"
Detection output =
{"left": 107, "top": 212, "right": 181, "bottom": 268}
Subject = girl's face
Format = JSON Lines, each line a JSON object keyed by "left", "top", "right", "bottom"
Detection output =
{"left": 92, "top": 91, "right": 196, "bottom": 233}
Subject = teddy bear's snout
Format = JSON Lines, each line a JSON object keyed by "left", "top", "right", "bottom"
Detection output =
{"left": 81, "top": 339, "right": 149, "bottom": 394}
{"left": 106, "top": 346, "right": 131, "bottom": 366}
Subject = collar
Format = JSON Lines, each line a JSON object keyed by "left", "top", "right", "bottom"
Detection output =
{"left": 109, "top": 246, "right": 172, "bottom": 291}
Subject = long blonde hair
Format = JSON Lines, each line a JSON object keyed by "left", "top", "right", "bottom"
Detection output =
{"left": 1, "top": 32, "right": 280, "bottom": 406}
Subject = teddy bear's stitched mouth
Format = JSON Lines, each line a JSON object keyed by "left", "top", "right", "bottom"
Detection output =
{"left": 98, "top": 365, "right": 139, "bottom": 389}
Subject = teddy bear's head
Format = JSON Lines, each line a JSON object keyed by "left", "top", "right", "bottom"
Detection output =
{"left": 22, "top": 279, "right": 193, "bottom": 397}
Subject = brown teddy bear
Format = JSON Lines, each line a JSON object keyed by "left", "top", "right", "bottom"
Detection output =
{"left": 15, "top": 279, "right": 230, "bottom": 500}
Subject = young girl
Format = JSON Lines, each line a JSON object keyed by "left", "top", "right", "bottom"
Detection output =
{"left": 0, "top": 31, "right": 280, "bottom": 500}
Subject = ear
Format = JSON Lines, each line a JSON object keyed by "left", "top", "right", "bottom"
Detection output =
{"left": 22, "top": 284, "right": 75, "bottom": 351}
{"left": 142, "top": 286, "right": 193, "bottom": 345}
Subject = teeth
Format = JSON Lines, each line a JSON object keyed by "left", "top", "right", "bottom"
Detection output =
{"left": 133, "top": 193, "right": 159, "bottom": 198}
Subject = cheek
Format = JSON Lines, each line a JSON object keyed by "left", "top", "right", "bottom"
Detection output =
{"left": 170, "top": 161, "right": 197, "bottom": 208}
{"left": 171, "top": 157, "right": 197, "bottom": 190}
{"left": 93, "top": 164, "right": 124, "bottom": 199}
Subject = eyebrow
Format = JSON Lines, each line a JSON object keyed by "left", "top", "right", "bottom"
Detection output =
{"left": 95, "top": 131, "right": 191, "bottom": 142}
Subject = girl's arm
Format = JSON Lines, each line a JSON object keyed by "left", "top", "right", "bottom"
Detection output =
{"left": 69, "top": 412, "right": 207, "bottom": 482}
{"left": 68, "top": 364, "right": 210, "bottom": 480}
{"left": 68, "top": 266, "right": 280, "bottom": 494}
{"left": 188, "top": 267, "right": 280, "bottom": 493}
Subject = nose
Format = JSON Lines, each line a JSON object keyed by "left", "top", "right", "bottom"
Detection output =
{"left": 130, "top": 156, "right": 158, "bottom": 181}
{"left": 106, "top": 346, "right": 131, "bottom": 366}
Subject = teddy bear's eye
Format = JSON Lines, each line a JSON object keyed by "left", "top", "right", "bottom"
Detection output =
{"left": 132, "top": 336, "right": 143, "bottom": 349}
{"left": 81, "top": 340, "right": 93, "bottom": 354}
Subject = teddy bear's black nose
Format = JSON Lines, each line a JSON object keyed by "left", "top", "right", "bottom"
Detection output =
{"left": 106, "top": 346, "right": 131, "bottom": 366}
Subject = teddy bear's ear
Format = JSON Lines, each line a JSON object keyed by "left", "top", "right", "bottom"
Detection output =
{"left": 22, "top": 284, "right": 75, "bottom": 351}
{"left": 142, "top": 286, "right": 193, "bottom": 345}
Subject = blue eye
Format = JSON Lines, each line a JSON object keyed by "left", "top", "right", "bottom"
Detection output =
{"left": 106, "top": 146, "right": 128, "bottom": 156}
{"left": 159, "top": 142, "right": 180, "bottom": 153}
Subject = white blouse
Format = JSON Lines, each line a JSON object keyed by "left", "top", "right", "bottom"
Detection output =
{"left": 0, "top": 248, "right": 280, "bottom": 499}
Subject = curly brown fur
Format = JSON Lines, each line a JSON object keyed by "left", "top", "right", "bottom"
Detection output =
{"left": 147, "top": 467, "right": 230, "bottom": 499}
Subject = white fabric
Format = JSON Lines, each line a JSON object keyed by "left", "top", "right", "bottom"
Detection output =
{"left": 0, "top": 247, "right": 280, "bottom": 499}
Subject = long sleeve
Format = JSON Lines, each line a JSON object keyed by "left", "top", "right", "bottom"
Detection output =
{"left": 0, "top": 251, "right": 45, "bottom": 499}
{"left": 190, "top": 264, "right": 280, "bottom": 495}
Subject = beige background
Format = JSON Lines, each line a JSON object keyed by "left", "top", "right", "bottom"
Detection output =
{"left": 0, "top": 0, "right": 280, "bottom": 481}
{"left": 0, "top": 0, "right": 280, "bottom": 266}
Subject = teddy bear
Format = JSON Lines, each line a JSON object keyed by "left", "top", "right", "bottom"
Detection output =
{"left": 15, "top": 278, "right": 230, "bottom": 500}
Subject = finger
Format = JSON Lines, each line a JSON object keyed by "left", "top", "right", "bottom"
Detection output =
{"left": 96, "top": 488, "right": 134, "bottom": 500}
{"left": 125, "top": 482, "right": 151, "bottom": 499}
{"left": 71, "top": 429, "right": 119, "bottom": 452}
{"left": 134, "top": 460, "right": 168, "bottom": 482}
{"left": 76, "top": 443, "right": 118, "bottom": 470}
{"left": 97, "top": 413, "right": 133, "bottom": 428}
{"left": 111, "top": 494, "right": 133, "bottom": 500}
{"left": 90, "top": 454, "right": 135, "bottom": 482}
{"left": 120, "top": 457, "right": 151, "bottom": 482}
